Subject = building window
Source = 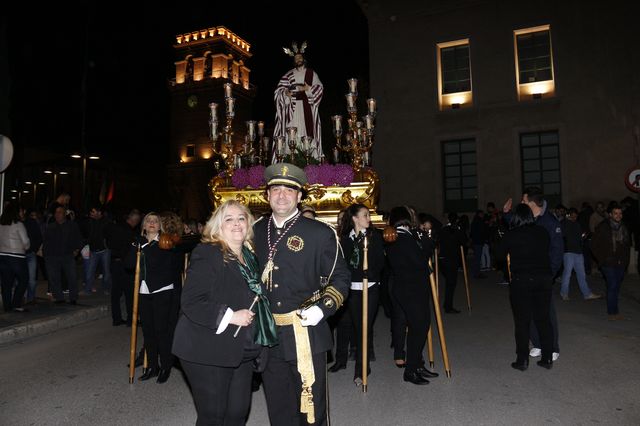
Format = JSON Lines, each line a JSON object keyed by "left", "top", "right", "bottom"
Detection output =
{"left": 186, "top": 144, "right": 196, "bottom": 158}
{"left": 442, "top": 139, "right": 477, "bottom": 212}
{"left": 437, "top": 39, "right": 472, "bottom": 110}
{"left": 520, "top": 130, "right": 561, "bottom": 205}
{"left": 514, "top": 25, "right": 555, "bottom": 100}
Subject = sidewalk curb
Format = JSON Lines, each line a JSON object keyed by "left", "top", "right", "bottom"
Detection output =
{"left": 0, "top": 304, "right": 110, "bottom": 346}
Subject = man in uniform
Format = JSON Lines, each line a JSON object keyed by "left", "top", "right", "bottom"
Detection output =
{"left": 254, "top": 163, "right": 350, "bottom": 426}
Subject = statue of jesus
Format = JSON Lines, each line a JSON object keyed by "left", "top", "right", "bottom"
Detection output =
{"left": 273, "top": 41, "right": 323, "bottom": 162}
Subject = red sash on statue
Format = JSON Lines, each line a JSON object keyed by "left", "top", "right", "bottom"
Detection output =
{"left": 293, "top": 68, "right": 315, "bottom": 139}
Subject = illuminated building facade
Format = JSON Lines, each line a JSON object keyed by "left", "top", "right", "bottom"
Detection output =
{"left": 168, "top": 26, "right": 256, "bottom": 219}
{"left": 361, "top": 0, "right": 639, "bottom": 215}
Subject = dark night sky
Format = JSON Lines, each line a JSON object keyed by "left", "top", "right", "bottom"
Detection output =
{"left": 7, "top": 2, "right": 369, "bottom": 167}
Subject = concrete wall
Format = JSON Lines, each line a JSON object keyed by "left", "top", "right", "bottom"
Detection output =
{"left": 361, "top": 0, "right": 640, "bottom": 216}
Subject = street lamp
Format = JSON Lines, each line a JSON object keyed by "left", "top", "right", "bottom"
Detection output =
{"left": 44, "top": 169, "right": 68, "bottom": 198}
{"left": 23, "top": 181, "right": 46, "bottom": 207}
{"left": 70, "top": 153, "right": 100, "bottom": 202}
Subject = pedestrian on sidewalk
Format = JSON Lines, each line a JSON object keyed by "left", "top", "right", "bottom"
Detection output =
{"left": 43, "top": 204, "right": 83, "bottom": 304}
{"left": 0, "top": 202, "right": 30, "bottom": 312}
{"left": 23, "top": 208, "right": 43, "bottom": 305}
{"left": 591, "top": 203, "right": 631, "bottom": 321}
{"left": 560, "top": 208, "right": 602, "bottom": 301}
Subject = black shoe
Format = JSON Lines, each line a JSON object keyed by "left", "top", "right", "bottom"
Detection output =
{"left": 444, "top": 307, "right": 461, "bottom": 314}
{"left": 536, "top": 360, "right": 553, "bottom": 370}
{"left": 139, "top": 367, "right": 159, "bottom": 381}
{"left": 511, "top": 359, "right": 529, "bottom": 371}
{"left": 416, "top": 367, "right": 439, "bottom": 378}
{"left": 328, "top": 362, "right": 347, "bottom": 373}
{"left": 403, "top": 371, "right": 430, "bottom": 385}
{"left": 112, "top": 319, "right": 126, "bottom": 326}
{"left": 156, "top": 368, "right": 171, "bottom": 383}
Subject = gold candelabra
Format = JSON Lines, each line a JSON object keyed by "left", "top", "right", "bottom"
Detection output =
{"left": 332, "top": 78, "right": 377, "bottom": 175}
{"left": 209, "top": 82, "right": 242, "bottom": 177}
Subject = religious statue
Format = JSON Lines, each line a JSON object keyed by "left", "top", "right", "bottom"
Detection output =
{"left": 273, "top": 41, "right": 323, "bottom": 162}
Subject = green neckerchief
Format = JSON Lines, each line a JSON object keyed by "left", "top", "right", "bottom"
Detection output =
{"left": 236, "top": 246, "right": 278, "bottom": 346}
{"left": 349, "top": 232, "right": 364, "bottom": 269}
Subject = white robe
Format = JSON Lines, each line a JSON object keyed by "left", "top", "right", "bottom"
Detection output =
{"left": 273, "top": 66, "right": 323, "bottom": 162}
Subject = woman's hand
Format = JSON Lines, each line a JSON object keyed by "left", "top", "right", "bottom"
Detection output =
{"left": 230, "top": 309, "right": 255, "bottom": 327}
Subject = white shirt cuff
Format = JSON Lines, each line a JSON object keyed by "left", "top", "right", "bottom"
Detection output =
{"left": 216, "top": 308, "right": 234, "bottom": 334}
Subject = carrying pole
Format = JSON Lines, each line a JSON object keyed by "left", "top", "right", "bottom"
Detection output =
{"left": 128, "top": 244, "right": 142, "bottom": 384}
{"left": 460, "top": 246, "right": 472, "bottom": 312}
{"left": 361, "top": 235, "right": 369, "bottom": 393}
{"left": 429, "top": 258, "right": 451, "bottom": 378}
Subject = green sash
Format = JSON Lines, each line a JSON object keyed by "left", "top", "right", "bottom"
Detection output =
{"left": 236, "top": 246, "right": 278, "bottom": 346}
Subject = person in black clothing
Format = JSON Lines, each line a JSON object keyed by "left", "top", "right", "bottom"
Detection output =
{"left": 172, "top": 201, "right": 277, "bottom": 425}
{"left": 385, "top": 206, "right": 439, "bottom": 385}
{"left": 253, "top": 163, "right": 350, "bottom": 426}
{"left": 497, "top": 204, "right": 554, "bottom": 371}
{"left": 23, "top": 208, "right": 43, "bottom": 304}
{"left": 127, "top": 212, "right": 178, "bottom": 384}
{"left": 331, "top": 204, "right": 385, "bottom": 385}
{"left": 438, "top": 213, "right": 467, "bottom": 313}
{"left": 81, "top": 205, "right": 112, "bottom": 294}
{"left": 104, "top": 209, "right": 141, "bottom": 326}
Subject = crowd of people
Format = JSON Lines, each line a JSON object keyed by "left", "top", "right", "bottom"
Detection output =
{"left": 0, "top": 167, "right": 636, "bottom": 425}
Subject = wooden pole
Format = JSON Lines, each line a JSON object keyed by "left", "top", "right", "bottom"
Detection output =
{"left": 428, "top": 258, "right": 452, "bottom": 378}
{"left": 507, "top": 254, "right": 512, "bottom": 282}
{"left": 460, "top": 246, "right": 472, "bottom": 312}
{"left": 361, "top": 235, "right": 369, "bottom": 393}
{"left": 427, "top": 327, "right": 434, "bottom": 368}
{"left": 128, "top": 244, "right": 142, "bottom": 384}
{"left": 434, "top": 247, "right": 440, "bottom": 300}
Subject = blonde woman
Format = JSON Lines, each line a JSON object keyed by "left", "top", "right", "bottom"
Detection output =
{"left": 132, "top": 212, "right": 178, "bottom": 383}
{"left": 172, "top": 200, "right": 277, "bottom": 426}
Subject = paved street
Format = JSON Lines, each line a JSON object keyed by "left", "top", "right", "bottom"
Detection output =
{"left": 1, "top": 271, "right": 639, "bottom": 425}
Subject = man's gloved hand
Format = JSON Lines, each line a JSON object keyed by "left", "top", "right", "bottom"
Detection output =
{"left": 298, "top": 305, "right": 324, "bottom": 327}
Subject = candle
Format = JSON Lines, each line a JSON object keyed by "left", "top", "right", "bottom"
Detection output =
{"left": 276, "top": 136, "right": 285, "bottom": 155}
{"left": 332, "top": 115, "right": 342, "bottom": 131}
{"left": 348, "top": 78, "right": 358, "bottom": 94}
{"left": 209, "top": 120, "right": 218, "bottom": 141}
{"left": 367, "top": 98, "right": 377, "bottom": 115}
{"left": 243, "top": 142, "right": 251, "bottom": 155}
{"left": 355, "top": 121, "right": 363, "bottom": 129}
{"left": 364, "top": 151, "right": 370, "bottom": 166}
{"left": 364, "top": 115, "right": 374, "bottom": 130}
{"left": 257, "top": 121, "right": 265, "bottom": 137}
{"left": 302, "top": 136, "right": 311, "bottom": 152}
{"left": 226, "top": 97, "right": 235, "bottom": 117}
{"left": 333, "top": 147, "right": 339, "bottom": 163}
{"left": 346, "top": 93, "right": 356, "bottom": 110}
{"left": 209, "top": 102, "right": 218, "bottom": 118}
{"left": 262, "top": 136, "right": 270, "bottom": 152}
{"left": 286, "top": 126, "right": 298, "bottom": 142}
{"left": 247, "top": 120, "right": 256, "bottom": 141}
{"left": 224, "top": 82, "right": 233, "bottom": 98}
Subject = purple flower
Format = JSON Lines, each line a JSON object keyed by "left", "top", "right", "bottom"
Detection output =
{"left": 318, "top": 164, "right": 336, "bottom": 186}
{"left": 304, "top": 165, "right": 320, "bottom": 184}
{"left": 334, "top": 164, "right": 354, "bottom": 186}
{"left": 231, "top": 168, "right": 250, "bottom": 189}
{"left": 248, "top": 165, "right": 266, "bottom": 188}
